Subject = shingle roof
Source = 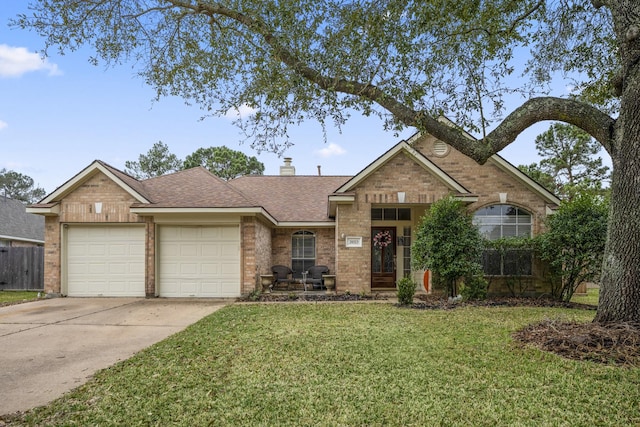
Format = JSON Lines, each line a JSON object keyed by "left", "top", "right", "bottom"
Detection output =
{"left": 0, "top": 196, "right": 44, "bottom": 243}
{"left": 97, "top": 160, "right": 151, "bottom": 201}
{"left": 134, "top": 167, "right": 257, "bottom": 208}
{"left": 31, "top": 159, "right": 351, "bottom": 223}
{"left": 229, "top": 175, "right": 350, "bottom": 222}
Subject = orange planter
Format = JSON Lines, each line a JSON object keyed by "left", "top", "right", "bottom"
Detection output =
{"left": 423, "top": 270, "right": 430, "bottom": 292}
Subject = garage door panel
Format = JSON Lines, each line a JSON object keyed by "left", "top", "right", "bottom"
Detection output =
{"left": 180, "top": 244, "right": 199, "bottom": 257}
{"left": 221, "top": 262, "right": 240, "bottom": 275}
{"left": 200, "top": 263, "right": 219, "bottom": 275}
{"left": 201, "top": 244, "right": 220, "bottom": 255}
{"left": 66, "top": 226, "right": 145, "bottom": 297}
{"left": 87, "top": 244, "right": 107, "bottom": 256}
{"left": 159, "top": 225, "right": 240, "bottom": 297}
{"left": 108, "top": 263, "right": 128, "bottom": 274}
{"left": 220, "top": 227, "right": 239, "bottom": 239}
{"left": 87, "top": 263, "right": 106, "bottom": 274}
{"left": 180, "top": 263, "right": 198, "bottom": 275}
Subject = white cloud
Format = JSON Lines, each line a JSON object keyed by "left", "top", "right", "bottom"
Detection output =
{"left": 0, "top": 120, "right": 7, "bottom": 130}
{"left": 315, "top": 143, "right": 346, "bottom": 158}
{"left": 0, "top": 44, "right": 61, "bottom": 78}
{"left": 224, "top": 104, "right": 256, "bottom": 119}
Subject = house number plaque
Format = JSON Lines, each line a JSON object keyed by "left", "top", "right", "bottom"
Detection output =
{"left": 345, "top": 236, "right": 363, "bottom": 248}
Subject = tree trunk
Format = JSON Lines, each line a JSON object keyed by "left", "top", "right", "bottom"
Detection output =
{"left": 594, "top": 62, "right": 640, "bottom": 323}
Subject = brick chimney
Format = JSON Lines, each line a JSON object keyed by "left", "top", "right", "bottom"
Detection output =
{"left": 280, "top": 157, "right": 295, "bottom": 176}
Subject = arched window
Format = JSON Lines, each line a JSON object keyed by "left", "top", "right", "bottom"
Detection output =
{"left": 291, "top": 231, "right": 315, "bottom": 278}
{"left": 473, "top": 205, "right": 533, "bottom": 276}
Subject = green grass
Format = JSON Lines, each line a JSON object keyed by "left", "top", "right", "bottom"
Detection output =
{"left": 10, "top": 303, "right": 640, "bottom": 426}
{"left": 0, "top": 290, "right": 40, "bottom": 305}
{"left": 571, "top": 288, "right": 599, "bottom": 306}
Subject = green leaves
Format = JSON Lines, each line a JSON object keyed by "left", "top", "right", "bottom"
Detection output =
{"left": 183, "top": 145, "right": 265, "bottom": 180}
{"left": 124, "top": 142, "right": 265, "bottom": 180}
{"left": 412, "top": 196, "right": 484, "bottom": 296}
{"left": 124, "top": 141, "right": 183, "bottom": 179}
{"left": 14, "top": 0, "right": 570, "bottom": 149}
{"left": 529, "top": 122, "right": 611, "bottom": 200}
{"left": 535, "top": 194, "right": 609, "bottom": 301}
{"left": 0, "top": 168, "right": 46, "bottom": 203}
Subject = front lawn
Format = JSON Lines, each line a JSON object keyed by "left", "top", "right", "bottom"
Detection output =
{"left": 0, "top": 291, "right": 40, "bottom": 306}
{"left": 6, "top": 303, "right": 639, "bottom": 426}
{"left": 570, "top": 287, "right": 599, "bottom": 306}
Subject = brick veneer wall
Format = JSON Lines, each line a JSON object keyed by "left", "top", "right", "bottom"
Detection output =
{"left": 145, "top": 218, "right": 155, "bottom": 296}
{"left": 254, "top": 218, "right": 273, "bottom": 285}
{"left": 59, "top": 172, "right": 143, "bottom": 223}
{"left": 241, "top": 217, "right": 273, "bottom": 294}
{"left": 271, "top": 227, "right": 335, "bottom": 274}
{"left": 334, "top": 136, "right": 557, "bottom": 295}
{"left": 43, "top": 216, "right": 60, "bottom": 294}
{"left": 336, "top": 152, "right": 454, "bottom": 294}
{"left": 413, "top": 136, "right": 550, "bottom": 234}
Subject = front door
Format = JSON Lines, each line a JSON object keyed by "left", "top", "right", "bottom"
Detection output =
{"left": 371, "top": 227, "right": 396, "bottom": 289}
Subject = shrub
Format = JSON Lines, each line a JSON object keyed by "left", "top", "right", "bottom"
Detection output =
{"left": 412, "top": 196, "right": 484, "bottom": 297}
{"left": 535, "top": 194, "right": 608, "bottom": 301}
{"left": 247, "top": 289, "right": 262, "bottom": 301}
{"left": 460, "top": 275, "right": 488, "bottom": 301}
{"left": 397, "top": 276, "right": 416, "bottom": 305}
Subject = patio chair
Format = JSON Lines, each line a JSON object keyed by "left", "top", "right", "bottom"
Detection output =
{"left": 271, "top": 265, "right": 295, "bottom": 290}
{"left": 306, "top": 265, "right": 329, "bottom": 290}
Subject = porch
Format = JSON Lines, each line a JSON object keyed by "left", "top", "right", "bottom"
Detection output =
{"left": 260, "top": 273, "right": 337, "bottom": 293}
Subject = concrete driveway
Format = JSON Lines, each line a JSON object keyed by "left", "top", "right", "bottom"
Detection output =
{"left": 0, "top": 297, "right": 230, "bottom": 415}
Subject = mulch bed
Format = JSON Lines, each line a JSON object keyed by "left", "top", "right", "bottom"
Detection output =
{"left": 245, "top": 292, "right": 386, "bottom": 302}
{"left": 244, "top": 293, "right": 639, "bottom": 366}
{"left": 410, "top": 294, "right": 598, "bottom": 311}
{"left": 513, "top": 320, "right": 640, "bottom": 366}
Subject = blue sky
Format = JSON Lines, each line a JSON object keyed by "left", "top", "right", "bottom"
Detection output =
{"left": 0, "top": 3, "right": 609, "bottom": 195}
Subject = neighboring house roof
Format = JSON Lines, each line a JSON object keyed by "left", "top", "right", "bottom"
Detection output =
{"left": 0, "top": 196, "right": 44, "bottom": 244}
{"left": 229, "top": 175, "right": 351, "bottom": 223}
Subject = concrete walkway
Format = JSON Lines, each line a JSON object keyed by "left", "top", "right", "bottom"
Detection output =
{"left": 0, "top": 297, "right": 230, "bottom": 415}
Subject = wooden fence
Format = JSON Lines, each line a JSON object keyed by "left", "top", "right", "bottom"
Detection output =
{"left": 0, "top": 246, "right": 44, "bottom": 291}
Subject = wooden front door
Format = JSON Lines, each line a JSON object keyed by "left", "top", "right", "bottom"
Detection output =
{"left": 371, "top": 227, "right": 396, "bottom": 289}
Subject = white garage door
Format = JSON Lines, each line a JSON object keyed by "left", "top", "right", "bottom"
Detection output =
{"left": 66, "top": 226, "right": 145, "bottom": 297}
{"left": 158, "top": 225, "right": 241, "bottom": 297}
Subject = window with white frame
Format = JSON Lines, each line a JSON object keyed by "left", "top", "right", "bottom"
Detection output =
{"left": 473, "top": 204, "right": 533, "bottom": 276}
{"left": 291, "top": 230, "right": 316, "bottom": 278}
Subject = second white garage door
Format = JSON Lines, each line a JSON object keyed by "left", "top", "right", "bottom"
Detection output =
{"left": 158, "top": 225, "right": 241, "bottom": 297}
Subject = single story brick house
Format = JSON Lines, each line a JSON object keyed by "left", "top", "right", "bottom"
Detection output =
{"left": 28, "top": 131, "right": 560, "bottom": 298}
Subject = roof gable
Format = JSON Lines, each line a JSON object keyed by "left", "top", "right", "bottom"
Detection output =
{"left": 335, "top": 140, "right": 471, "bottom": 195}
{"left": 487, "top": 154, "right": 561, "bottom": 206}
{"left": 409, "top": 119, "right": 561, "bottom": 206}
{"left": 40, "top": 160, "right": 150, "bottom": 204}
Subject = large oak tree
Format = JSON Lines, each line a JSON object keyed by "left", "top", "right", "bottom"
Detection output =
{"left": 14, "top": 0, "right": 640, "bottom": 322}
